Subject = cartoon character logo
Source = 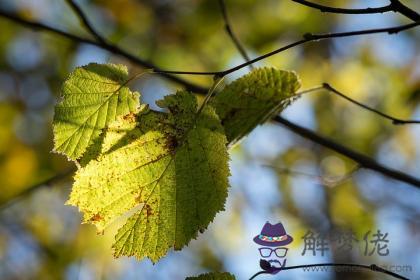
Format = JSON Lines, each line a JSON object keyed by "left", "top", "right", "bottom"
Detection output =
{"left": 253, "top": 222, "right": 293, "bottom": 274}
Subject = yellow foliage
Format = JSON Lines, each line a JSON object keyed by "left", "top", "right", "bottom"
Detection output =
{"left": 2, "top": 144, "right": 37, "bottom": 192}
{"left": 329, "top": 183, "right": 374, "bottom": 235}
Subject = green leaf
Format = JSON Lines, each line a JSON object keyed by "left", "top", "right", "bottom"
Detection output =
{"left": 186, "top": 272, "right": 236, "bottom": 280}
{"left": 210, "top": 67, "right": 301, "bottom": 144}
{"left": 53, "top": 63, "right": 140, "bottom": 160}
{"left": 67, "top": 91, "right": 229, "bottom": 262}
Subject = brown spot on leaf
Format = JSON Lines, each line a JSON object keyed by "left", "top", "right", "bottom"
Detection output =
{"left": 123, "top": 112, "right": 136, "bottom": 122}
{"left": 145, "top": 204, "right": 153, "bottom": 217}
{"left": 165, "top": 135, "right": 178, "bottom": 151}
{"left": 135, "top": 190, "right": 144, "bottom": 204}
{"left": 90, "top": 213, "right": 103, "bottom": 222}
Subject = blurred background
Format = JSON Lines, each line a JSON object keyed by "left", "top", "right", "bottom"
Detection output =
{"left": 0, "top": 0, "right": 419, "bottom": 279}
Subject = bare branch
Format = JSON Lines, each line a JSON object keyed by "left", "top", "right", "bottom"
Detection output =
{"left": 0, "top": 9, "right": 207, "bottom": 93}
{"left": 1, "top": 6, "right": 420, "bottom": 189}
{"left": 290, "top": 0, "right": 393, "bottom": 15}
{"left": 390, "top": 0, "right": 420, "bottom": 21}
{"left": 295, "top": 83, "right": 420, "bottom": 125}
{"left": 217, "top": 0, "right": 253, "bottom": 69}
{"left": 0, "top": 8, "right": 418, "bottom": 79}
{"left": 273, "top": 116, "right": 420, "bottom": 189}
{"left": 154, "top": 22, "right": 420, "bottom": 76}
{"left": 291, "top": 0, "right": 420, "bottom": 22}
{"left": 0, "top": 4, "right": 418, "bottom": 277}
{"left": 65, "top": 0, "right": 107, "bottom": 45}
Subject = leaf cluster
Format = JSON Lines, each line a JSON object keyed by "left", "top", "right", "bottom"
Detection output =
{"left": 53, "top": 63, "right": 300, "bottom": 262}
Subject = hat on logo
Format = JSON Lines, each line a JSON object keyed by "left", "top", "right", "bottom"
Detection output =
{"left": 253, "top": 222, "right": 293, "bottom": 247}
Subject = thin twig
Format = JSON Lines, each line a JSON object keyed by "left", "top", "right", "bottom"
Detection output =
{"left": 291, "top": 0, "right": 393, "bottom": 14}
{"left": 263, "top": 164, "right": 360, "bottom": 187}
{"left": 0, "top": 9, "right": 417, "bottom": 80}
{"left": 295, "top": 83, "right": 420, "bottom": 125}
{"left": 273, "top": 116, "right": 420, "bottom": 188}
{"left": 291, "top": 0, "right": 420, "bottom": 22}
{"left": 0, "top": 7, "right": 420, "bottom": 189}
{"left": 324, "top": 83, "right": 420, "bottom": 125}
{"left": 249, "top": 263, "right": 409, "bottom": 280}
{"left": 0, "top": 6, "right": 417, "bottom": 279}
{"left": 0, "top": 9, "right": 207, "bottom": 93}
{"left": 217, "top": 0, "right": 253, "bottom": 69}
{"left": 264, "top": 165, "right": 326, "bottom": 181}
{"left": 390, "top": 0, "right": 420, "bottom": 21}
{"left": 65, "top": 0, "right": 107, "bottom": 45}
{"left": 154, "top": 22, "right": 420, "bottom": 76}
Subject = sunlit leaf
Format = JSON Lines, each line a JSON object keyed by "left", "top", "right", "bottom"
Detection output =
{"left": 68, "top": 91, "right": 230, "bottom": 262}
{"left": 210, "top": 67, "right": 301, "bottom": 144}
{"left": 53, "top": 63, "right": 140, "bottom": 160}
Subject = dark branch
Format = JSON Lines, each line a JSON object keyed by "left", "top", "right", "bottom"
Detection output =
{"left": 216, "top": 1, "right": 420, "bottom": 188}
{"left": 291, "top": 0, "right": 420, "bottom": 22}
{"left": 323, "top": 83, "right": 420, "bottom": 125}
{"left": 65, "top": 0, "right": 107, "bottom": 45}
{"left": 153, "top": 22, "right": 420, "bottom": 76}
{"left": 296, "top": 83, "right": 420, "bottom": 125}
{"left": 0, "top": 8, "right": 418, "bottom": 80}
{"left": 217, "top": 0, "right": 253, "bottom": 69}
{"left": 290, "top": 0, "right": 393, "bottom": 15}
{"left": 390, "top": 0, "right": 420, "bottom": 21}
{"left": 0, "top": 5, "right": 418, "bottom": 278}
{"left": 1, "top": 7, "right": 420, "bottom": 189}
{"left": 273, "top": 116, "right": 420, "bottom": 189}
{"left": 250, "top": 263, "right": 409, "bottom": 280}
{"left": 0, "top": 9, "right": 207, "bottom": 93}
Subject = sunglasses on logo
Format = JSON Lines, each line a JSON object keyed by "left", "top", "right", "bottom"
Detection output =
{"left": 258, "top": 247, "right": 288, "bottom": 258}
